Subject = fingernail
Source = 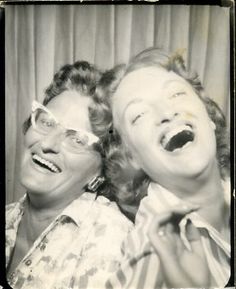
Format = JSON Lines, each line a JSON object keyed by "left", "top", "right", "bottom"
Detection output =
{"left": 186, "top": 220, "right": 200, "bottom": 240}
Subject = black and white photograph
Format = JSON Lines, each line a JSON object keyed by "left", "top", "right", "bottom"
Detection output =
{"left": 2, "top": 3, "right": 234, "bottom": 289}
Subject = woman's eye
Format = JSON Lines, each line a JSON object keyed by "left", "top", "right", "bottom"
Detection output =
{"left": 171, "top": 92, "right": 186, "bottom": 98}
{"left": 72, "top": 137, "right": 83, "bottom": 145}
{"left": 37, "top": 118, "right": 55, "bottom": 129}
{"left": 40, "top": 119, "right": 55, "bottom": 127}
{"left": 131, "top": 112, "right": 145, "bottom": 124}
{"left": 36, "top": 111, "right": 56, "bottom": 129}
{"left": 70, "top": 135, "right": 87, "bottom": 146}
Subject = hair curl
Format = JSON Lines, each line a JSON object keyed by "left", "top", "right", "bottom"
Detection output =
{"left": 100, "top": 47, "right": 230, "bottom": 217}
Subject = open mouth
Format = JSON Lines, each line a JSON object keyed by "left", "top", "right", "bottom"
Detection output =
{"left": 161, "top": 124, "right": 195, "bottom": 152}
{"left": 32, "top": 154, "right": 61, "bottom": 173}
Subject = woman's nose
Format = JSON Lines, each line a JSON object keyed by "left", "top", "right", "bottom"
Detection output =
{"left": 40, "top": 131, "right": 62, "bottom": 154}
{"left": 154, "top": 102, "right": 179, "bottom": 125}
{"left": 160, "top": 112, "right": 179, "bottom": 124}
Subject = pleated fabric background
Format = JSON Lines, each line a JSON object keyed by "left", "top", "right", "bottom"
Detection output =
{"left": 5, "top": 4, "right": 230, "bottom": 203}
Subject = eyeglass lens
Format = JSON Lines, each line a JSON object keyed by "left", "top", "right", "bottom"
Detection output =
{"left": 33, "top": 108, "right": 90, "bottom": 150}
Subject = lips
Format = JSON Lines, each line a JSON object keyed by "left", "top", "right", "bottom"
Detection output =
{"left": 32, "top": 154, "right": 61, "bottom": 173}
{"left": 160, "top": 124, "right": 195, "bottom": 152}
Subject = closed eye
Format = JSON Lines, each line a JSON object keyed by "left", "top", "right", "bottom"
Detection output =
{"left": 170, "top": 92, "right": 186, "bottom": 98}
{"left": 69, "top": 135, "right": 87, "bottom": 146}
{"left": 40, "top": 119, "right": 55, "bottom": 127}
{"left": 66, "top": 130, "right": 87, "bottom": 145}
{"left": 131, "top": 112, "right": 145, "bottom": 124}
{"left": 72, "top": 137, "right": 84, "bottom": 145}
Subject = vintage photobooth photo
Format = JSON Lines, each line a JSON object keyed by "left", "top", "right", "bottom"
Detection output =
{"left": 4, "top": 3, "right": 233, "bottom": 289}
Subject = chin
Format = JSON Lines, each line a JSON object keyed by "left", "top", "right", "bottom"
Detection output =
{"left": 178, "top": 158, "right": 215, "bottom": 179}
{"left": 20, "top": 174, "right": 50, "bottom": 194}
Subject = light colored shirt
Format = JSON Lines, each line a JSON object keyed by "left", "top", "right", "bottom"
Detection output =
{"left": 6, "top": 192, "right": 133, "bottom": 289}
{"left": 106, "top": 180, "right": 231, "bottom": 289}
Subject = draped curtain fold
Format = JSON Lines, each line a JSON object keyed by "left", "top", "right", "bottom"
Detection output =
{"left": 5, "top": 4, "right": 230, "bottom": 203}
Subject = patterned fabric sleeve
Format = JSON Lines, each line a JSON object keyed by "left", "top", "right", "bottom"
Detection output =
{"left": 6, "top": 199, "right": 25, "bottom": 267}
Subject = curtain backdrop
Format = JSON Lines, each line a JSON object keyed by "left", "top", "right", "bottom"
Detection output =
{"left": 5, "top": 4, "right": 230, "bottom": 203}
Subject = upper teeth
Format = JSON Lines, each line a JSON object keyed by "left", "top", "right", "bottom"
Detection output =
{"left": 161, "top": 125, "right": 193, "bottom": 148}
{"left": 32, "top": 154, "right": 60, "bottom": 173}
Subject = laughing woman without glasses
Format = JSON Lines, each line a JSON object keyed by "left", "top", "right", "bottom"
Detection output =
{"left": 6, "top": 61, "right": 133, "bottom": 289}
{"left": 101, "top": 48, "right": 231, "bottom": 288}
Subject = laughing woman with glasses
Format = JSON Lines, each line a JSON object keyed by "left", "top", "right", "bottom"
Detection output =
{"left": 5, "top": 61, "right": 133, "bottom": 289}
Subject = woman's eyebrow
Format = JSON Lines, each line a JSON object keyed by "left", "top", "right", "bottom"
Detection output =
{"left": 123, "top": 98, "right": 143, "bottom": 118}
{"left": 162, "top": 79, "right": 183, "bottom": 89}
{"left": 66, "top": 129, "right": 78, "bottom": 135}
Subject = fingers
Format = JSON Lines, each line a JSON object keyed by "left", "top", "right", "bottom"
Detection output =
{"left": 148, "top": 204, "right": 201, "bottom": 262}
{"left": 148, "top": 216, "right": 182, "bottom": 260}
{"left": 148, "top": 228, "right": 194, "bottom": 288}
{"left": 170, "top": 204, "right": 200, "bottom": 227}
{"left": 149, "top": 204, "right": 199, "bottom": 235}
{"left": 148, "top": 211, "right": 175, "bottom": 251}
{"left": 148, "top": 212, "right": 173, "bottom": 258}
{"left": 149, "top": 211, "right": 172, "bottom": 233}
{"left": 169, "top": 204, "right": 200, "bottom": 216}
{"left": 148, "top": 204, "right": 200, "bottom": 258}
{"left": 147, "top": 206, "right": 210, "bottom": 288}
{"left": 186, "top": 219, "right": 201, "bottom": 242}
{"left": 185, "top": 220, "right": 205, "bottom": 258}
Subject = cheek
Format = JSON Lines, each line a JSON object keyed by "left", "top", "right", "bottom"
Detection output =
{"left": 24, "top": 127, "right": 41, "bottom": 147}
{"left": 130, "top": 125, "right": 154, "bottom": 149}
{"left": 123, "top": 125, "right": 151, "bottom": 159}
{"left": 206, "top": 127, "right": 217, "bottom": 154}
{"left": 66, "top": 152, "right": 102, "bottom": 175}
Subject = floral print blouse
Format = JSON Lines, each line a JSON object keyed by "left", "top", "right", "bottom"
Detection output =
{"left": 6, "top": 192, "right": 133, "bottom": 289}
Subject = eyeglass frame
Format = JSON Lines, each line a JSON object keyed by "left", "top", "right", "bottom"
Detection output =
{"left": 30, "top": 100, "right": 100, "bottom": 150}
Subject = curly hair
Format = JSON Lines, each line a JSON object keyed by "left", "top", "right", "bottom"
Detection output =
{"left": 22, "top": 61, "right": 113, "bottom": 198}
{"left": 98, "top": 65, "right": 150, "bottom": 215}
{"left": 100, "top": 47, "right": 230, "bottom": 214}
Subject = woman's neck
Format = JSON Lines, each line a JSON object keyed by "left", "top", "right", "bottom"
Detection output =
{"left": 26, "top": 196, "right": 64, "bottom": 222}
{"left": 160, "top": 162, "right": 229, "bottom": 233}
{"left": 26, "top": 187, "right": 84, "bottom": 215}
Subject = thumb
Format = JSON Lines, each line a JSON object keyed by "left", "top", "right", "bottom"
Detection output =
{"left": 185, "top": 220, "right": 204, "bottom": 257}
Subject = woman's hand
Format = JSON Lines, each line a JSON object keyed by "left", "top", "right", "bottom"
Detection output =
{"left": 148, "top": 205, "right": 211, "bottom": 288}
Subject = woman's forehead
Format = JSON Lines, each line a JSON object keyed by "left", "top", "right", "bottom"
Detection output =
{"left": 46, "top": 90, "right": 92, "bottom": 131}
{"left": 112, "top": 67, "right": 178, "bottom": 109}
{"left": 46, "top": 90, "right": 91, "bottom": 108}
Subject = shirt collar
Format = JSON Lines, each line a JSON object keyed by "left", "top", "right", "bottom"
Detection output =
{"left": 60, "top": 192, "right": 97, "bottom": 226}
{"left": 144, "top": 180, "right": 231, "bottom": 255}
{"left": 18, "top": 192, "right": 97, "bottom": 228}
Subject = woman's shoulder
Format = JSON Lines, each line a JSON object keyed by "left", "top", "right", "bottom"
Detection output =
{"left": 6, "top": 195, "right": 26, "bottom": 216}
{"left": 93, "top": 195, "right": 134, "bottom": 228}
{"left": 81, "top": 195, "right": 134, "bottom": 256}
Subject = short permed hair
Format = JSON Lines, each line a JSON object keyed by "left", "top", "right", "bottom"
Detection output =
{"left": 100, "top": 47, "right": 230, "bottom": 211}
{"left": 22, "top": 61, "right": 113, "bottom": 197}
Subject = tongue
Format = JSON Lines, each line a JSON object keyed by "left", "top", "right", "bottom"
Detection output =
{"left": 165, "top": 130, "right": 194, "bottom": 152}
